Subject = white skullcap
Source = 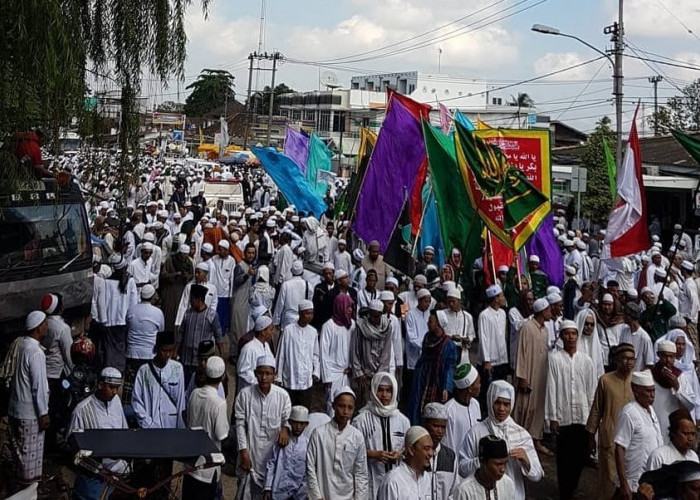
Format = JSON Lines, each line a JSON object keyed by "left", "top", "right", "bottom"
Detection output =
{"left": 333, "top": 386, "right": 356, "bottom": 402}
{"left": 657, "top": 340, "right": 677, "bottom": 354}
{"left": 298, "top": 299, "right": 314, "bottom": 311}
{"left": 547, "top": 286, "right": 561, "bottom": 295}
{"left": 414, "top": 274, "right": 428, "bottom": 285}
{"left": 486, "top": 284, "right": 503, "bottom": 298}
{"left": 173, "top": 212, "right": 182, "bottom": 219}
{"left": 205, "top": 356, "right": 226, "bottom": 378}
{"left": 323, "top": 261, "right": 335, "bottom": 271}
{"left": 26, "top": 310, "right": 46, "bottom": 331}
{"left": 547, "top": 293, "right": 562, "bottom": 304}
{"left": 422, "top": 402, "right": 448, "bottom": 420}
{"left": 626, "top": 289, "right": 638, "bottom": 298}
{"left": 682, "top": 260, "right": 695, "bottom": 272}
{"left": 674, "top": 223, "right": 683, "bottom": 230}
{"left": 559, "top": 319, "right": 578, "bottom": 333}
{"left": 196, "top": 262, "right": 210, "bottom": 272}
{"left": 289, "top": 406, "right": 309, "bottom": 423}
{"left": 179, "top": 244, "right": 190, "bottom": 254}
{"left": 352, "top": 248, "right": 364, "bottom": 261}
{"left": 576, "top": 240, "right": 586, "bottom": 250}
{"left": 255, "top": 315, "right": 273, "bottom": 332}
{"left": 567, "top": 230, "right": 575, "bottom": 238}
{"left": 631, "top": 370, "right": 654, "bottom": 387}
{"left": 641, "top": 254, "right": 651, "bottom": 262}
{"left": 201, "top": 243, "right": 214, "bottom": 253}
{"left": 654, "top": 268, "right": 667, "bottom": 278}
{"left": 533, "top": 298, "right": 550, "bottom": 313}
{"left": 369, "top": 299, "right": 384, "bottom": 312}
{"left": 256, "top": 354, "right": 277, "bottom": 369}
{"left": 529, "top": 255, "right": 540, "bottom": 263}
{"left": 379, "top": 291, "right": 394, "bottom": 301}
{"left": 405, "top": 426, "right": 431, "bottom": 447}
{"left": 141, "top": 284, "right": 156, "bottom": 300}
{"left": 141, "top": 242, "right": 154, "bottom": 252}
{"left": 497, "top": 265, "right": 509, "bottom": 273}
{"left": 424, "top": 246, "right": 435, "bottom": 254}
{"left": 436, "top": 310, "right": 449, "bottom": 329}
{"left": 218, "top": 239, "right": 230, "bottom": 249}
{"left": 291, "top": 261, "right": 304, "bottom": 276}
{"left": 652, "top": 234, "right": 660, "bottom": 242}
{"left": 338, "top": 239, "right": 347, "bottom": 245}
{"left": 563, "top": 239, "right": 575, "bottom": 247}
{"left": 416, "top": 288, "right": 432, "bottom": 299}
{"left": 601, "top": 293, "right": 615, "bottom": 303}
{"left": 335, "top": 269, "right": 348, "bottom": 280}
{"left": 669, "top": 316, "right": 687, "bottom": 328}
{"left": 142, "top": 232, "right": 155, "bottom": 242}
{"left": 266, "top": 219, "right": 276, "bottom": 228}
{"left": 447, "top": 288, "right": 461, "bottom": 300}
{"left": 454, "top": 363, "right": 479, "bottom": 389}
{"left": 100, "top": 367, "right": 123, "bottom": 385}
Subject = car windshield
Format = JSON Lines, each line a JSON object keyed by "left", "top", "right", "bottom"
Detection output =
{"left": 0, "top": 203, "right": 89, "bottom": 276}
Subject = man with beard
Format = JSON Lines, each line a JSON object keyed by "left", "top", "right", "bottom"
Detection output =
{"left": 377, "top": 426, "right": 434, "bottom": 499}
{"left": 351, "top": 300, "right": 393, "bottom": 410}
{"left": 595, "top": 293, "right": 626, "bottom": 370}
{"left": 231, "top": 243, "right": 257, "bottom": 361}
{"left": 160, "top": 244, "right": 194, "bottom": 332}
{"left": 311, "top": 262, "right": 336, "bottom": 330}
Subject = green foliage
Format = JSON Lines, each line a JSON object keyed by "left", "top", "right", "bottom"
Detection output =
{"left": 248, "top": 83, "right": 295, "bottom": 116}
{"left": 184, "top": 69, "right": 235, "bottom": 117}
{"left": 157, "top": 101, "right": 186, "bottom": 113}
{"left": 581, "top": 116, "right": 615, "bottom": 224}
{"left": 647, "top": 79, "right": 700, "bottom": 132}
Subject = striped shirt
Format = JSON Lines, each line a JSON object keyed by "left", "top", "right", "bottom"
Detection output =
{"left": 177, "top": 307, "right": 223, "bottom": 367}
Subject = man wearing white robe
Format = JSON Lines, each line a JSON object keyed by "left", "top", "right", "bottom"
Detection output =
{"left": 272, "top": 261, "right": 312, "bottom": 330}
{"left": 235, "top": 354, "right": 292, "bottom": 499}
{"left": 646, "top": 408, "right": 698, "bottom": 470}
{"left": 477, "top": 285, "right": 509, "bottom": 397}
{"left": 131, "top": 332, "right": 186, "bottom": 430}
{"left": 443, "top": 289, "right": 475, "bottom": 363}
{"left": 263, "top": 406, "right": 310, "bottom": 499}
{"left": 444, "top": 363, "right": 481, "bottom": 454}
{"left": 272, "top": 233, "right": 295, "bottom": 287}
{"left": 276, "top": 300, "right": 320, "bottom": 408}
{"left": 333, "top": 239, "right": 353, "bottom": 276}
{"left": 174, "top": 262, "right": 217, "bottom": 330}
{"left": 320, "top": 303, "right": 354, "bottom": 415}
{"left": 306, "top": 387, "right": 368, "bottom": 500}
{"left": 403, "top": 289, "right": 432, "bottom": 404}
{"left": 422, "top": 403, "right": 458, "bottom": 500}
{"left": 377, "top": 426, "right": 433, "bottom": 500}
{"left": 237, "top": 316, "right": 274, "bottom": 392}
{"left": 452, "top": 435, "right": 516, "bottom": 500}
{"left": 128, "top": 243, "right": 158, "bottom": 290}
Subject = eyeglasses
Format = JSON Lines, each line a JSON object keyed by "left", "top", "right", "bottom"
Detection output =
{"left": 620, "top": 356, "right": 637, "bottom": 363}
{"left": 584, "top": 322, "right": 595, "bottom": 327}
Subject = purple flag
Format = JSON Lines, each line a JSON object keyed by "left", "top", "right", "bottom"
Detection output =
{"left": 353, "top": 99, "right": 426, "bottom": 251}
{"left": 284, "top": 128, "right": 310, "bottom": 174}
{"left": 525, "top": 215, "right": 564, "bottom": 288}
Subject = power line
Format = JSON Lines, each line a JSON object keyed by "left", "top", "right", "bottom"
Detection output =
{"left": 653, "top": 0, "right": 700, "bottom": 44}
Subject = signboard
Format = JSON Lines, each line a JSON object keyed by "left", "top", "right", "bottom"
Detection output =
{"left": 172, "top": 130, "right": 184, "bottom": 143}
{"left": 570, "top": 166, "right": 588, "bottom": 192}
{"left": 465, "top": 129, "right": 552, "bottom": 250}
{"left": 153, "top": 112, "right": 186, "bottom": 126}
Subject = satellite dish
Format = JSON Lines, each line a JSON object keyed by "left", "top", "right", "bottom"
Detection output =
{"left": 320, "top": 71, "right": 340, "bottom": 89}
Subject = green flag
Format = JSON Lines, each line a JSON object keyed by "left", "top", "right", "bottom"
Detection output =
{"left": 453, "top": 121, "right": 548, "bottom": 232}
{"left": 422, "top": 120, "right": 482, "bottom": 267}
{"left": 671, "top": 129, "right": 700, "bottom": 163}
{"left": 307, "top": 134, "right": 333, "bottom": 197}
{"left": 335, "top": 128, "right": 376, "bottom": 218}
{"left": 602, "top": 137, "right": 617, "bottom": 200}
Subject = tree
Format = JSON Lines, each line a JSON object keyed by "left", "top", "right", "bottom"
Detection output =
{"left": 248, "top": 83, "right": 295, "bottom": 116}
{"left": 184, "top": 69, "right": 236, "bottom": 117}
{"left": 509, "top": 92, "right": 534, "bottom": 128}
{"left": 580, "top": 116, "right": 616, "bottom": 224}
{"left": 157, "top": 101, "right": 185, "bottom": 113}
{"left": 646, "top": 79, "right": 700, "bottom": 132}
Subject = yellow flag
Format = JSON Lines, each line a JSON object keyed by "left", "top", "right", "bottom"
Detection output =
{"left": 476, "top": 117, "right": 492, "bottom": 130}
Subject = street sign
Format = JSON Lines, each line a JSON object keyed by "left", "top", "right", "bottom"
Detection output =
{"left": 570, "top": 166, "right": 588, "bottom": 192}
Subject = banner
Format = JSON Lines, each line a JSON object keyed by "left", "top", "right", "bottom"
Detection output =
{"left": 457, "top": 127, "right": 552, "bottom": 250}
{"left": 153, "top": 112, "right": 186, "bottom": 126}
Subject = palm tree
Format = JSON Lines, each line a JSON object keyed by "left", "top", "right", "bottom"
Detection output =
{"left": 509, "top": 93, "right": 535, "bottom": 128}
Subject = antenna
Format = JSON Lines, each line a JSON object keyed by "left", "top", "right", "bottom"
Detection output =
{"left": 320, "top": 71, "right": 340, "bottom": 89}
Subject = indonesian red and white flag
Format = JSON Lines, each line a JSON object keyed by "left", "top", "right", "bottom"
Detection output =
{"left": 603, "top": 103, "right": 650, "bottom": 258}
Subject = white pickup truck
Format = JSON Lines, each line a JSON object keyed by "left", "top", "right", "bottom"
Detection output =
{"left": 204, "top": 180, "right": 245, "bottom": 214}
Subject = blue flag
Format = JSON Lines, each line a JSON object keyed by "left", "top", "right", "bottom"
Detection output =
{"left": 251, "top": 146, "right": 327, "bottom": 216}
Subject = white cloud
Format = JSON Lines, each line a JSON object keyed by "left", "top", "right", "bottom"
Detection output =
{"left": 533, "top": 52, "right": 607, "bottom": 80}
{"left": 604, "top": 0, "right": 700, "bottom": 38}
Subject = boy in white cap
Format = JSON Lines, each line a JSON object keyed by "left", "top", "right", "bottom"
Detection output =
{"left": 614, "top": 370, "right": 664, "bottom": 497}
{"left": 444, "top": 363, "right": 481, "bottom": 454}
{"left": 379, "top": 290, "right": 403, "bottom": 379}
{"left": 209, "top": 239, "right": 235, "bottom": 339}
{"left": 513, "top": 297, "right": 551, "bottom": 455}
{"left": 376, "top": 426, "right": 433, "bottom": 499}
{"left": 650, "top": 340, "right": 696, "bottom": 445}
{"left": 235, "top": 354, "right": 292, "bottom": 499}
{"left": 527, "top": 255, "right": 550, "bottom": 299}
{"left": 70, "top": 367, "right": 129, "bottom": 499}
{"left": 185, "top": 357, "right": 229, "bottom": 499}
{"left": 332, "top": 238, "right": 352, "bottom": 276}
{"left": 276, "top": 300, "right": 320, "bottom": 408}
{"left": 422, "top": 402, "right": 458, "bottom": 499}
{"left": 443, "top": 287, "right": 475, "bottom": 363}
{"left": 619, "top": 302, "right": 655, "bottom": 372}
{"left": 307, "top": 387, "right": 368, "bottom": 499}
{"left": 351, "top": 299, "right": 393, "bottom": 409}
{"left": 350, "top": 248, "right": 367, "bottom": 292}
{"left": 477, "top": 285, "right": 508, "bottom": 403}
{"left": 545, "top": 320, "right": 597, "bottom": 499}
{"left": 237, "top": 316, "right": 274, "bottom": 391}
{"left": 273, "top": 260, "right": 313, "bottom": 330}
{"left": 8, "top": 311, "right": 50, "bottom": 487}
{"left": 263, "top": 406, "right": 310, "bottom": 500}
{"left": 403, "top": 288, "right": 433, "bottom": 406}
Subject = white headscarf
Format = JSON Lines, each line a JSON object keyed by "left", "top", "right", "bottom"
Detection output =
{"left": 364, "top": 372, "right": 399, "bottom": 418}
{"left": 575, "top": 309, "right": 604, "bottom": 378}
{"left": 657, "top": 329, "right": 696, "bottom": 372}
{"left": 486, "top": 380, "right": 515, "bottom": 435}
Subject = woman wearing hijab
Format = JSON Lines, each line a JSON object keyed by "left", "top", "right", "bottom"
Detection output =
{"left": 250, "top": 265, "right": 275, "bottom": 314}
{"left": 508, "top": 290, "right": 534, "bottom": 371}
{"left": 657, "top": 328, "right": 700, "bottom": 420}
{"left": 320, "top": 294, "right": 355, "bottom": 415}
{"left": 575, "top": 309, "right": 605, "bottom": 379}
{"left": 352, "top": 372, "right": 410, "bottom": 497}
{"left": 458, "top": 380, "right": 543, "bottom": 500}
{"left": 407, "top": 309, "right": 458, "bottom": 424}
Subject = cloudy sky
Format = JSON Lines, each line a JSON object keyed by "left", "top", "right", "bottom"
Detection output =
{"left": 152, "top": 0, "right": 700, "bottom": 134}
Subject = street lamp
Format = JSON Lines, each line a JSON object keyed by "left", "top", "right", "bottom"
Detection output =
{"left": 531, "top": 23, "right": 623, "bottom": 171}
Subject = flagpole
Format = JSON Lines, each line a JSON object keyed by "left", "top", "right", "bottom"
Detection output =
{"left": 486, "top": 230, "right": 497, "bottom": 285}
{"left": 411, "top": 181, "right": 434, "bottom": 259}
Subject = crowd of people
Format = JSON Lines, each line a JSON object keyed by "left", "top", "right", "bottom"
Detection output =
{"left": 3, "top": 156, "right": 700, "bottom": 500}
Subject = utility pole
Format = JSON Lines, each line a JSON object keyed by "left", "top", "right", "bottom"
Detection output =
{"left": 267, "top": 51, "right": 280, "bottom": 147}
{"left": 243, "top": 54, "right": 254, "bottom": 149}
{"left": 649, "top": 75, "right": 663, "bottom": 136}
{"left": 604, "top": 0, "right": 624, "bottom": 169}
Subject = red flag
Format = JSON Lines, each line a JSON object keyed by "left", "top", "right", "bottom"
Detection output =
{"left": 483, "top": 231, "right": 515, "bottom": 286}
{"left": 603, "top": 103, "right": 650, "bottom": 257}
{"left": 387, "top": 88, "right": 431, "bottom": 121}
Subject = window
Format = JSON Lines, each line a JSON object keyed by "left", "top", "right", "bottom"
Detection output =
{"left": 319, "top": 111, "right": 331, "bottom": 131}
{"left": 304, "top": 110, "right": 316, "bottom": 121}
